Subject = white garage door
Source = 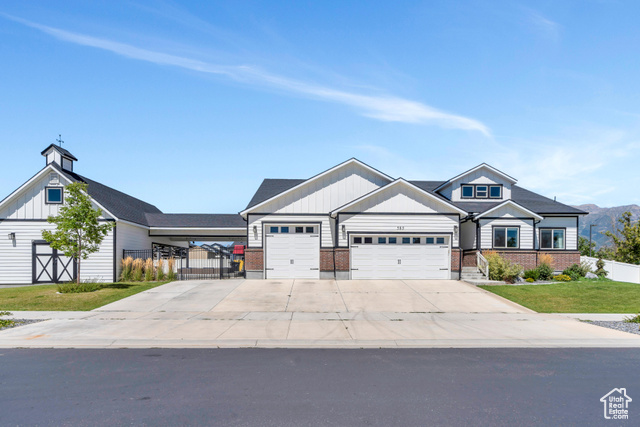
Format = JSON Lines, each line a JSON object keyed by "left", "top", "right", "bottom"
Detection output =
{"left": 350, "top": 235, "right": 450, "bottom": 280}
{"left": 265, "top": 224, "right": 320, "bottom": 279}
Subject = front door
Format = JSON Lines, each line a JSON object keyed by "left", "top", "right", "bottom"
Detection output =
{"left": 32, "top": 241, "right": 76, "bottom": 284}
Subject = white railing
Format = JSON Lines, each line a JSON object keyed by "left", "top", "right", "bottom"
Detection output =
{"left": 581, "top": 256, "right": 640, "bottom": 284}
{"left": 477, "top": 251, "right": 489, "bottom": 279}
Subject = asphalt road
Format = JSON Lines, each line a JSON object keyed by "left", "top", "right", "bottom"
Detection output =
{"left": 1, "top": 348, "right": 638, "bottom": 426}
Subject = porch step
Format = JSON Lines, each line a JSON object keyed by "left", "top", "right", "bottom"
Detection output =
{"left": 462, "top": 266, "right": 481, "bottom": 273}
{"left": 460, "top": 274, "right": 486, "bottom": 280}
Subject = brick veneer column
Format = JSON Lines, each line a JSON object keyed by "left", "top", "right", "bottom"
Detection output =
{"left": 244, "top": 248, "right": 264, "bottom": 271}
{"left": 451, "top": 248, "right": 461, "bottom": 272}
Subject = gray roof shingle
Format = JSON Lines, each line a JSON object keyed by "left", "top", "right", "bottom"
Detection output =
{"left": 245, "top": 178, "right": 586, "bottom": 216}
{"left": 41, "top": 144, "right": 78, "bottom": 161}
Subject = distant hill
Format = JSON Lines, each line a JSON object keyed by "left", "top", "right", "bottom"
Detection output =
{"left": 572, "top": 204, "right": 640, "bottom": 248}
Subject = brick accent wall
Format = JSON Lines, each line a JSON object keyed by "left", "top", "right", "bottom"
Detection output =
{"left": 244, "top": 248, "right": 264, "bottom": 271}
{"left": 320, "top": 248, "right": 350, "bottom": 272}
{"left": 462, "top": 250, "right": 478, "bottom": 268}
{"left": 489, "top": 251, "right": 580, "bottom": 271}
{"left": 451, "top": 248, "right": 461, "bottom": 272}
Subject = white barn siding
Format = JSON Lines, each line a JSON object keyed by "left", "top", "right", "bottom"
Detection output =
{"left": 338, "top": 214, "right": 459, "bottom": 247}
{"left": 247, "top": 214, "right": 333, "bottom": 248}
{"left": 258, "top": 163, "right": 389, "bottom": 214}
{"left": 0, "top": 171, "right": 112, "bottom": 221}
{"left": 536, "top": 216, "right": 578, "bottom": 250}
{"left": 0, "top": 220, "right": 114, "bottom": 284}
{"left": 479, "top": 218, "right": 534, "bottom": 250}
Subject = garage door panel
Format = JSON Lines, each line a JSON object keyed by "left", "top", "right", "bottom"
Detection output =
{"left": 265, "top": 229, "right": 320, "bottom": 279}
{"left": 351, "top": 235, "right": 450, "bottom": 280}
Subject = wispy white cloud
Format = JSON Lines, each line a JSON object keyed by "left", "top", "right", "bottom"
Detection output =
{"left": 524, "top": 8, "right": 561, "bottom": 41}
{"left": 5, "top": 15, "right": 490, "bottom": 136}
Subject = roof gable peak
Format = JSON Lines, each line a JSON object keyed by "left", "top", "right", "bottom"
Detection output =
{"left": 434, "top": 163, "right": 517, "bottom": 192}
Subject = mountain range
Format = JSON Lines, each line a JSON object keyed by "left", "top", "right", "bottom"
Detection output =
{"left": 572, "top": 204, "right": 640, "bottom": 248}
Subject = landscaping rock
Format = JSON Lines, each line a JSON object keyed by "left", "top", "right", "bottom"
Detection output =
{"left": 587, "top": 321, "right": 640, "bottom": 336}
{"left": 585, "top": 272, "right": 598, "bottom": 279}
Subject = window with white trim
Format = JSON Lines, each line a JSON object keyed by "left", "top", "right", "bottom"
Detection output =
{"left": 493, "top": 227, "right": 519, "bottom": 248}
{"left": 540, "top": 229, "right": 565, "bottom": 249}
{"left": 45, "top": 187, "right": 63, "bottom": 204}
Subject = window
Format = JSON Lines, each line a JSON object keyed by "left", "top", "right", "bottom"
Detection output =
{"left": 354, "top": 237, "right": 362, "bottom": 244}
{"left": 475, "top": 185, "right": 488, "bottom": 198}
{"left": 426, "top": 237, "right": 435, "bottom": 244}
{"left": 295, "top": 227, "right": 304, "bottom": 233}
{"left": 436, "top": 237, "right": 445, "bottom": 244}
{"left": 269, "top": 226, "right": 279, "bottom": 233}
{"left": 364, "top": 237, "right": 373, "bottom": 244}
{"left": 388, "top": 237, "right": 397, "bottom": 244}
{"left": 493, "top": 227, "right": 519, "bottom": 248}
{"left": 280, "top": 226, "right": 289, "bottom": 233}
{"left": 378, "top": 237, "right": 387, "bottom": 244}
{"left": 402, "top": 237, "right": 411, "bottom": 244}
{"left": 540, "top": 229, "right": 565, "bottom": 249}
{"left": 45, "top": 187, "right": 63, "bottom": 204}
{"left": 413, "top": 237, "right": 421, "bottom": 244}
{"left": 461, "top": 185, "right": 474, "bottom": 198}
{"left": 489, "top": 185, "right": 502, "bottom": 198}
{"left": 305, "top": 226, "right": 314, "bottom": 233}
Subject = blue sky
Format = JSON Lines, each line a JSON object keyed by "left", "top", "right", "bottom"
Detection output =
{"left": 1, "top": 0, "right": 639, "bottom": 214}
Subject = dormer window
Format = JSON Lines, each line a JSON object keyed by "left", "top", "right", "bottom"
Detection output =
{"left": 45, "top": 187, "right": 63, "bottom": 204}
{"left": 461, "top": 184, "right": 503, "bottom": 199}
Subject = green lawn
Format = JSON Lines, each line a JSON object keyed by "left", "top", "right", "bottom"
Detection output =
{"left": 480, "top": 280, "right": 640, "bottom": 313}
{"left": 0, "top": 281, "right": 170, "bottom": 311}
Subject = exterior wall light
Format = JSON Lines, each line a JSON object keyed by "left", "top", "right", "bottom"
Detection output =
{"left": 8, "top": 232, "right": 15, "bottom": 240}
{"left": 453, "top": 226, "right": 459, "bottom": 237}
{"left": 341, "top": 225, "right": 346, "bottom": 232}
{"left": 253, "top": 225, "right": 257, "bottom": 233}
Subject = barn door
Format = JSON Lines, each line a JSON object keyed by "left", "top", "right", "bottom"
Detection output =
{"left": 32, "top": 241, "right": 77, "bottom": 284}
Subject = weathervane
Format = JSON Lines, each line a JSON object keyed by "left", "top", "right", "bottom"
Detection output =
{"left": 56, "top": 134, "right": 64, "bottom": 147}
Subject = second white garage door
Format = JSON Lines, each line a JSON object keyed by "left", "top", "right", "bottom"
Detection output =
{"left": 350, "top": 235, "right": 450, "bottom": 280}
{"left": 265, "top": 225, "right": 320, "bottom": 279}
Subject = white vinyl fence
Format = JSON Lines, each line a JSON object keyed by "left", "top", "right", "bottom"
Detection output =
{"left": 581, "top": 256, "right": 640, "bottom": 284}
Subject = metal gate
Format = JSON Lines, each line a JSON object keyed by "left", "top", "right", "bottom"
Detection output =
{"left": 32, "top": 241, "right": 76, "bottom": 284}
{"left": 123, "top": 243, "right": 244, "bottom": 281}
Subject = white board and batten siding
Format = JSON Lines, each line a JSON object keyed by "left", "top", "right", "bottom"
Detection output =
{"left": 0, "top": 221, "right": 114, "bottom": 284}
{"left": 441, "top": 168, "right": 512, "bottom": 202}
{"left": 536, "top": 216, "right": 578, "bottom": 250}
{"left": 248, "top": 214, "right": 333, "bottom": 248}
{"left": 337, "top": 184, "right": 462, "bottom": 247}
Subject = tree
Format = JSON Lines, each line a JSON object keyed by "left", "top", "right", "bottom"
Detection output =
{"left": 42, "top": 182, "right": 115, "bottom": 284}
{"left": 578, "top": 236, "right": 597, "bottom": 257}
{"left": 604, "top": 211, "right": 640, "bottom": 265}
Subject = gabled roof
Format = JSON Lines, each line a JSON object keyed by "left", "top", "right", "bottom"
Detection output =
{"left": 245, "top": 179, "right": 305, "bottom": 210}
{"left": 434, "top": 163, "right": 517, "bottom": 192}
{"left": 330, "top": 178, "right": 468, "bottom": 217}
{"left": 52, "top": 163, "right": 162, "bottom": 226}
{"left": 145, "top": 213, "right": 246, "bottom": 228}
{"left": 474, "top": 200, "right": 544, "bottom": 221}
{"left": 41, "top": 143, "right": 78, "bottom": 161}
{"left": 510, "top": 185, "right": 587, "bottom": 215}
{"left": 240, "top": 158, "right": 393, "bottom": 216}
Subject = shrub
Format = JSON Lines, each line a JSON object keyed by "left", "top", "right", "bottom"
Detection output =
{"left": 167, "top": 257, "right": 176, "bottom": 281}
{"left": 525, "top": 277, "right": 535, "bottom": 283}
{"left": 144, "top": 258, "right": 154, "bottom": 282}
{"left": 563, "top": 261, "right": 592, "bottom": 281}
{"left": 0, "top": 311, "right": 16, "bottom": 329}
{"left": 484, "top": 251, "right": 522, "bottom": 283}
{"left": 523, "top": 269, "right": 540, "bottom": 281}
{"left": 539, "top": 253, "right": 555, "bottom": 268}
{"left": 120, "top": 256, "right": 133, "bottom": 281}
{"left": 156, "top": 259, "right": 165, "bottom": 281}
{"left": 595, "top": 258, "right": 608, "bottom": 278}
{"left": 132, "top": 258, "right": 144, "bottom": 282}
{"left": 624, "top": 313, "right": 640, "bottom": 323}
{"left": 57, "top": 282, "right": 102, "bottom": 293}
{"left": 537, "top": 263, "right": 554, "bottom": 281}
{"left": 553, "top": 274, "right": 572, "bottom": 282}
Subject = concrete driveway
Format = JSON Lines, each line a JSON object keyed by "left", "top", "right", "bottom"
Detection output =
{"left": 2, "top": 279, "right": 640, "bottom": 348}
